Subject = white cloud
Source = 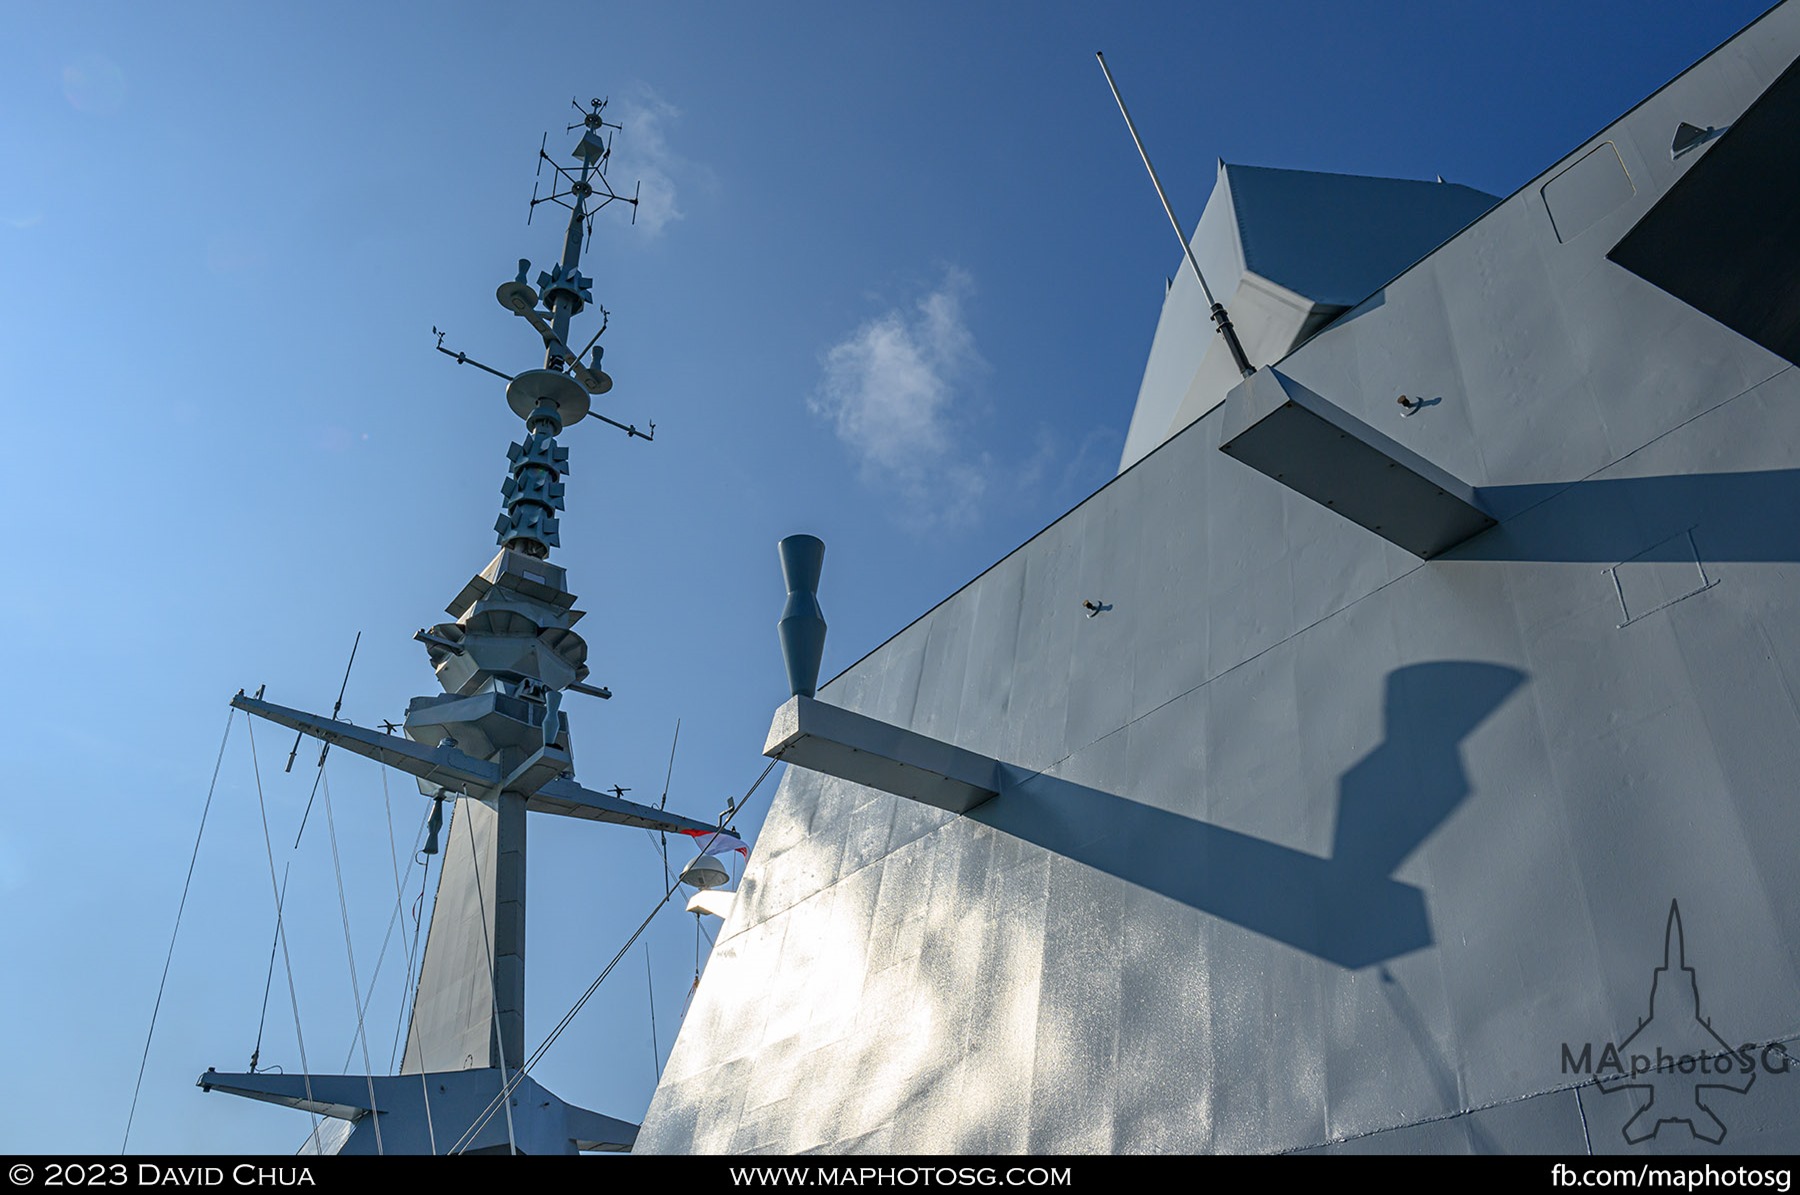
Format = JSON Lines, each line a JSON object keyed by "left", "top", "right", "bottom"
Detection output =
{"left": 811, "top": 268, "right": 991, "bottom": 528}
{"left": 607, "top": 89, "right": 692, "bottom": 238}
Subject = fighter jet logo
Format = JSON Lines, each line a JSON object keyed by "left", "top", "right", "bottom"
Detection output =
{"left": 1595, "top": 901, "right": 1755, "bottom": 1144}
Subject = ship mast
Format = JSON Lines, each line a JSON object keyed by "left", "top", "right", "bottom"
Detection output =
{"left": 200, "top": 99, "right": 728, "bottom": 1156}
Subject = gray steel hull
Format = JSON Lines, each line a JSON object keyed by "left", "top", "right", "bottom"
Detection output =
{"left": 638, "top": 2, "right": 1800, "bottom": 1155}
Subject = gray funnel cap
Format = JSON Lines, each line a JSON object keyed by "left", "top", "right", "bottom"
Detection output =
{"left": 778, "top": 535, "right": 827, "bottom": 698}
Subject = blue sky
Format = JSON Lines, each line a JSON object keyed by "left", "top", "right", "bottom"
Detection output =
{"left": 0, "top": 0, "right": 1775, "bottom": 1154}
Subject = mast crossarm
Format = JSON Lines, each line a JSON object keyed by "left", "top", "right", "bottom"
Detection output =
{"left": 199, "top": 1066, "right": 640, "bottom": 1153}
{"left": 233, "top": 693, "right": 726, "bottom": 836}
{"left": 196, "top": 1069, "right": 380, "bottom": 1119}
{"left": 529, "top": 776, "right": 728, "bottom": 836}
{"left": 231, "top": 694, "right": 501, "bottom": 796}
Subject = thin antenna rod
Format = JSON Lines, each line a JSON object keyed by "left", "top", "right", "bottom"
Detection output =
{"left": 658, "top": 718, "right": 680, "bottom": 812}
{"left": 1096, "top": 51, "right": 1254, "bottom": 379}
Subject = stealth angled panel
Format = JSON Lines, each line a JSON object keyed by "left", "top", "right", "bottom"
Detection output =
{"left": 1608, "top": 54, "right": 1800, "bottom": 364}
{"left": 1217, "top": 367, "right": 1496, "bottom": 558}
{"left": 640, "top": 3, "right": 1800, "bottom": 1160}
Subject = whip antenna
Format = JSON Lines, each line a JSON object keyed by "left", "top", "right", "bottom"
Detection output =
{"left": 1096, "top": 52, "right": 1254, "bottom": 379}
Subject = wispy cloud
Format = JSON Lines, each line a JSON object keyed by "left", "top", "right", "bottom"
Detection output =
{"left": 607, "top": 88, "right": 697, "bottom": 238}
{"left": 811, "top": 268, "right": 991, "bottom": 528}
{"left": 811, "top": 268, "right": 1124, "bottom": 530}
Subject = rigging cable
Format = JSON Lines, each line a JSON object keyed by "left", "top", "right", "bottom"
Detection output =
{"left": 331, "top": 797, "right": 432, "bottom": 1073}
{"left": 290, "top": 767, "right": 325, "bottom": 851}
{"left": 385, "top": 761, "right": 435, "bottom": 1070}
{"left": 640, "top": 716, "right": 687, "bottom": 927}
{"left": 322, "top": 792, "right": 438, "bottom": 1149}
{"left": 724, "top": 757, "right": 779, "bottom": 825}
{"left": 448, "top": 869, "right": 684, "bottom": 1153}
{"left": 645, "top": 942, "right": 661, "bottom": 1081}
{"left": 244, "top": 715, "right": 323, "bottom": 1142}
{"left": 318, "top": 764, "right": 385, "bottom": 1154}
{"left": 651, "top": 718, "right": 680, "bottom": 927}
{"left": 121, "top": 708, "right": 234, "bottom": 1154}
{"left": 448, "top": 749, "right": 787, "bottom": 1153}
{"left": 287, "top": 633, "right": 361, "bottom": 846}
{"left": 388, "top": 857, "right": 431, "bottom": 1071}
{"left": 461, "top": 805, "right": 521, "bottom": 1155}
{"left": 385, "top": 793, "right": 440, "bottom": 1150}
{"left": 249, "top": 864, "right": 291, "bottom": 1073}
{"left": 658, "top": 719, "right": 681, "bottom": 812}
{"left": 378, "top": 763, "right": 418, "bottom": 1024}
{"left": 641, "top": 826, "right": 716, "bottom": 952}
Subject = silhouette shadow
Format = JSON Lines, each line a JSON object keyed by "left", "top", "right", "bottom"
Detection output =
{"left": 971, "top": 660, "right": 1525, "bottom": 968}
{"left": 1467, "top": 468, "right": 1800, "bottom": 560}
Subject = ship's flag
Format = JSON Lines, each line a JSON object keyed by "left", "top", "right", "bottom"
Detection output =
{"left": 680, "top": 827, "right": 749, "bottom": 857}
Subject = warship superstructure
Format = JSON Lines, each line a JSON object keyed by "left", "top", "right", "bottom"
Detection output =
{"left": 197, "top": 101, "right": 734, "bottom": 1155}
{"left": 635, "top": 5, "right": 1800, "bottom": 1154}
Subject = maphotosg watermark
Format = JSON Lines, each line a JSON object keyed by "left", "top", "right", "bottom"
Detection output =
{"left": 1560, "top": 901, "right": 1793, "bottom": 1145}
{"left": 1551, "top": 1164, "right": 1792, "bottom": 1191}
{"left": 1561, "top": 1042, "right": 1789, "bottom": 1082}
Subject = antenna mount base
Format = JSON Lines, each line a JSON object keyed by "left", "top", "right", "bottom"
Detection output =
{"left": 507, "top": 369, "right": 592, "bottom": 427}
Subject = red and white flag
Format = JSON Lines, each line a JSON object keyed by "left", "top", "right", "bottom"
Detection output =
{"left": 680, "top": 827, "right": 749, "bottom": 857}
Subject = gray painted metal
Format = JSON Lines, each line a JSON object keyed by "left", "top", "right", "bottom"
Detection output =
{"left": 1541, "top": 141, "right": 1637, "bottom": 244}
{"left": 199, "top": 1066, "right": 637, "bottom": 1154}
{"left": 506, "top": 367, "right": 591, "bottom": 425}
{"left": 1217, "top": 366, "right": 1496, "bottom": 558}
{"left": 639, "top": 3, "right": 1800, "bottom": 1155}
{"left": 402, "top": 797, "right": 501, "bottom": 1074}
{"left": 1608, "top": 52, "right": 1800, "bottom": 366}
{"left": 1118, "top": 162, "right": 1498, "bottom": 473}
{"left": 227, "top": 693, "right": 717, "bottom": 834}
{"left": 777, "top": 535, "right": 828, "bottom": 699}
{"left": 206, "top": 113, "right": 708, "bottom": 1153}
{"left": 679, "top": 852, "right": 732, "bottom": 890}
{"left": 764, "top": 695, "right": 1003, "bottom": 814}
